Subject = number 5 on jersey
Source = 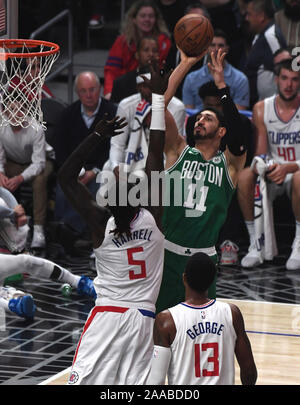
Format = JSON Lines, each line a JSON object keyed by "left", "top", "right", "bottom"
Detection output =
{"left": 127, "top": 247, "right": 146, "bottom": 280}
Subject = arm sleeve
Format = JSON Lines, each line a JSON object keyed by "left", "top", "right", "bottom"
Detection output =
{"left": 218, "top": 86, "right": 247, "bottom": 156}
{"left": 146, "top": 345, "right": 171, "bottom": 385}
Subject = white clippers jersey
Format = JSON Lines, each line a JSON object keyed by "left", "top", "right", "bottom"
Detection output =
{"left": 167, "top": 300, "right": 237, "bottom": 385}
{"left": 93, "top": 208, "right": 164, "bottom": 312}
{"left": 264, "top": 95, "right": 300, "bottom": 164}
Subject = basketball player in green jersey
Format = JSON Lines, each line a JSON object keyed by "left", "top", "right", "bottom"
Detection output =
{"left": 156, "top": 49, "right": 248, "bottom": 313}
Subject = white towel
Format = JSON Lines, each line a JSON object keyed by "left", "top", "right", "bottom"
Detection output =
{"left": 251, "top": 156, "right": 278, "bottom": 261}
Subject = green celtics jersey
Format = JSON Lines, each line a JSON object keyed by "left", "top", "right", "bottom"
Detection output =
{"left": 162, "top": 146, "right": 235, "bottom": 249}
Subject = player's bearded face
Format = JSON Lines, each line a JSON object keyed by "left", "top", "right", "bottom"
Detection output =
{"left": 277, "top": 71, "right": 300, "bottom": 101}
{"left": 193, "top": 112, "right": 220, "bottom": 141}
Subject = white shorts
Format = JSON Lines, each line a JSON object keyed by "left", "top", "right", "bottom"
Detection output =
{"left": 68, "top": 305, "right": 155, "bottom": 385}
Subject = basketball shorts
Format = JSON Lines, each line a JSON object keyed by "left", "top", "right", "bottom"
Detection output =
{"left": 155, "top": 250, "right": 218, "bottom": 314}
{"left": 68, "top": 305, "right": 155, "bottom": 385}
{"left": 268, "top": 173, "right": 292, "bottom": 202}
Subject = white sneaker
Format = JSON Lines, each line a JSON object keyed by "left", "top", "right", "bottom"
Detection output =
{"left": 220, "top": 240, "right": 239, "bottom": 265}
{"left": 286, "top": 237, "right": 300, "bottom": 270}
{"left": 31, "top": 225, "right": 46, "bottom": 248}
{"left": 241, "top": 243, "right": 263, "bottom": 268}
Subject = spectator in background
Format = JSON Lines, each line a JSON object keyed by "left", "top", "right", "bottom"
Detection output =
{"left": 10, "top": 57, "right": 54, "bottom": 101}
{"left": 109, "top": 71, "right": 186, "bottom": 179}
{"left": 110, "top": 36, "right": 160, "bottom": 104}
{"left": 154, "top": 0, "right": 191, "bottom": 33}
{"left": 196, "top": 0, "right": 244, "bottom": 68}
{"left": 243, "top": 0, "right": 286, "bottom": 107}
{"left": 182, "top": 29, "right": 250, "bottom": 112}
{"left": 52, "top": 71, "right": 116, "bottom": 245}
{"left": 103, "top": 0, "right": 171, "bottom": 100}
{"left": 273, "top": 47, "right": 292, "bottom": 65}
{"left": 275, "top": 0, "right": 300, "bottom": 49}
{"left": 0, "top": 100, "right": 53, "bottom": 250}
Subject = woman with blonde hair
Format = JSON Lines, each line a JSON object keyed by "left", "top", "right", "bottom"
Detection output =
{"left": 103, "top": 0, "right": 171, "bottom": 99}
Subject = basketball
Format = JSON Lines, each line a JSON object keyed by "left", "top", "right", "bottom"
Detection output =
{"left": 173, "top": 14, "right": 214, "bottom": 57}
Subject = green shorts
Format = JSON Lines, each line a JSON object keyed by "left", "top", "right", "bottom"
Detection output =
{"left": 155, "top": 249, "right": 218, "bottom": 314}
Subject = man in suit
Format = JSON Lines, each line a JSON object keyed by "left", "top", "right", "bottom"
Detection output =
{"left": 52, "top": 71, "right": 117, "bottom": 243}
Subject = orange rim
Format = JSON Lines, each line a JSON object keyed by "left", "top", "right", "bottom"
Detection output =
{"left": 0, "top": 39, "right": 60, "bottom": 60}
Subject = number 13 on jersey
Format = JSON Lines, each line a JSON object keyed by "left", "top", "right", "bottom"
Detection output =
{"left": 195, "top": 342, "right": 219, "bottom": 377}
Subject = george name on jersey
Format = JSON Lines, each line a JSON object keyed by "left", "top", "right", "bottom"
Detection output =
{"left": 186, "top": 321, "right": 225, "bottom": 340}
{"left": 180, "top": 159, "right": 224, "bottom": 187}
{"left": 112, "top": 228, "right": 152, "bottom": 248}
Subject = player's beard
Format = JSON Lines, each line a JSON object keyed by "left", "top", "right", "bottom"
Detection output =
{"left": 278, "top": 89, "right": 298, "bottom": 102}
{"left": 194, "top": 126, "right": 218, "bottom": 142}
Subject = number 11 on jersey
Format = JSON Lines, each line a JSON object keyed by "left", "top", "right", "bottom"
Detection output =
{"left": 184, "top": 184, "right": 209, "bottom": 212}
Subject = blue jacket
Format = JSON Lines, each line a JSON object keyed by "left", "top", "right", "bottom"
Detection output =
{"left": 182, "top": 62, "right": 250, "bottom": 111}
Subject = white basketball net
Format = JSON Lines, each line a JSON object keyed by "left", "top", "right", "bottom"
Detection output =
{"left": 0, "top": 40, "right": 59, "bottom": 130}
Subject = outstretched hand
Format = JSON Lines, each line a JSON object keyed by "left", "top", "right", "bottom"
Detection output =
{"left": 207, "top": 48, "right": 226, "bottom": 88}
{"left": 140, "top": 60, "right": 172, "bottom": 95}
{"left": 94, "top": 115, "right": 127, "bottom": 139}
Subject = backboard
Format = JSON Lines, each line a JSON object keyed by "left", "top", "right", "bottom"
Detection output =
{"left": 0, "top": 0, "right": 18, "bottom": 40}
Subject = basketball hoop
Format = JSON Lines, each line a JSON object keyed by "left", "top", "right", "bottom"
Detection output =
{"left": 0, "top": 39, "right": 60, "bottom": 130}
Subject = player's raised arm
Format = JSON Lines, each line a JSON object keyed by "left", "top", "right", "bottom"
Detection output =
{"left": 207, "top": 49, "right": 247, "bottom": 184}
{"left": 58, "top": 116, "right": 127, "bottom": 246}
{"left": 143, "top": 63, "right": 170, "bottom": 230}
{"left": 164, "top": 48, "right": 206, "bottom": 107}
{"left": 163, "top": 49, "right": 205, "bottom": 168}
